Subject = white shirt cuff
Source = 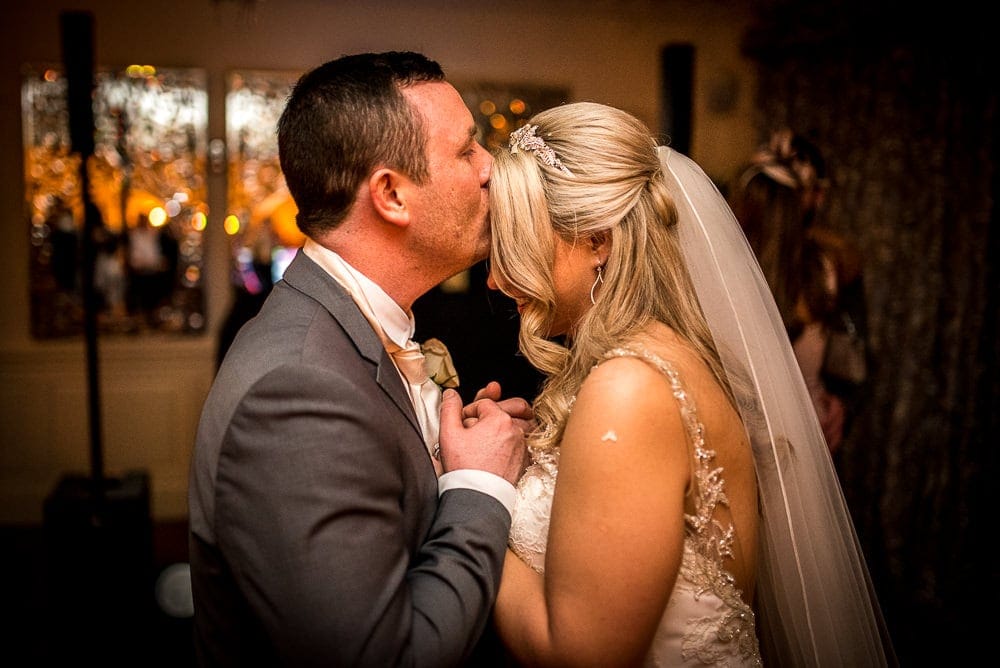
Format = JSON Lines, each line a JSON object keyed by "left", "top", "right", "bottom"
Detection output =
{"left": 438, "top": 469, "right": 516, "bottom": 516}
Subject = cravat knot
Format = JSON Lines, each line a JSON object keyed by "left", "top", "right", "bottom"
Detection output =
{"left": 388, "top": 342, "right": 430, "bottom": 385}
{"left": 387, "top": 339, "right": 442, "bottom": 470}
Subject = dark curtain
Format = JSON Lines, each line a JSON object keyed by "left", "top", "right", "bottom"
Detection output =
{"left": 742, "top": 1, "right": 997, "bottom": 664}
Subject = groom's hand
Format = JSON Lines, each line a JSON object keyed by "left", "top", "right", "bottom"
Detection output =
{"left": 439, "top": 388, "right": 529, "bottom": 485}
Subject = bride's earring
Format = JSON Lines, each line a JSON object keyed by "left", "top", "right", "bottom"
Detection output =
{"left": 589, "top": 265, "right": 604, "bottom": 305}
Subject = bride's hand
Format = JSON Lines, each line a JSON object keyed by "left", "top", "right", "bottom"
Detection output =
{"left": 465, "top": 381, "right": 535, "bottom": 433}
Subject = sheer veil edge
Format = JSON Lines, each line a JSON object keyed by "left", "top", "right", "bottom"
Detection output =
{"left": 658, "top": 146, "right": 897, "bottom": 667}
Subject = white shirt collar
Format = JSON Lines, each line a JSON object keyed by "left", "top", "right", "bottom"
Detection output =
{"left": 301, "top": 239, "right": 415, "bottom": 348}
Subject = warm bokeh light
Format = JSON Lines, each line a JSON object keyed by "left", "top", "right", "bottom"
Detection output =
{"left": 148, "top": 206, "right": 167, "bottom": 227}
{"left": 224, "top": 214, "right": 241, "bottom": 235}
{"left": 126, "top": 64, "right": 157, "bottom": 78}
{"left": 191, "top": 211, "right": 207, "bottom": 231}
{"left": 43, "top": 69, "right": 59, "bottom": 83}
{"left": 461, "top": 85, "right": 563, "bottom": 151}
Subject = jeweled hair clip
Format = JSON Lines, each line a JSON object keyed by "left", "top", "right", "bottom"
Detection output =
{"left": 508, "top": 124, "right": 573, "bottom": 175}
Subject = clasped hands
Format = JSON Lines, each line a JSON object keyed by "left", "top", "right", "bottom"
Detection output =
{"left": 438, "top": 380, "right": 534, "bottom": 485}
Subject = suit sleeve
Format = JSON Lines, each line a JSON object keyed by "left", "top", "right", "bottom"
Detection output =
{"left": 213, "top": 362, "right": 511, "bottom": 667}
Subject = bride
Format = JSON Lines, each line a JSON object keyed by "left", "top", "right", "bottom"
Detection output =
{"left": 484, "top": 102, "right": 895, "bottom": 666}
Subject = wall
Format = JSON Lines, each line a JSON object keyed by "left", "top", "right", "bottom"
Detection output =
{"left": 0, "top": 0, "right": 757, "bottom": 522}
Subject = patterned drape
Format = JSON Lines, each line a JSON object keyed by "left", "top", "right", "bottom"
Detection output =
{"left": 742, "top": 2, "right": 997, "bottom": 664}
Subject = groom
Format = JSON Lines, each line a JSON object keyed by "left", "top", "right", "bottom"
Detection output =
{"left": 188, "top": 52, "right": 530, "bottom": 666}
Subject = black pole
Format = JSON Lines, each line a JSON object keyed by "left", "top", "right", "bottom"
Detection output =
{"left": 660, "top": 43, "right": 694, "bottom": 155}
{"left": 60, "top": 11, "right": 104, "bottom": 488}
{"left": 43, "top": 17, "right": 157, "bottom": 663}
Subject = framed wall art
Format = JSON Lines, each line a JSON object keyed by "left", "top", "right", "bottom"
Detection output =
{"left": 22, "top": 64, "right": 209, "bottom": 337}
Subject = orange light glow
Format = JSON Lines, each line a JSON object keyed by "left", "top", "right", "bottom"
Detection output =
{"left": 224, "top": 214, "right": 241, "bottom": 235}
{"left": 126, "top": 64, "right": 157, "bottom": 79}
{"left": 148, "top": 207, "right": 168, "bottom": 227}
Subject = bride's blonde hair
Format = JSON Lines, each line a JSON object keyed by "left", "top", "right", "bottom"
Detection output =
{"left": 490, "top": 102, "right": 732, "bottom": 452}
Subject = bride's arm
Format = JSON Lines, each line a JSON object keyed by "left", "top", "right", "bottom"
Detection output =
{"left": 494, "top": 357, "right": 690, "bottom": 666}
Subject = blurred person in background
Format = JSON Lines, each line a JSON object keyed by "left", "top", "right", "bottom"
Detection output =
{"left": 730, "top": 130, "right": 868, "bottom": 454}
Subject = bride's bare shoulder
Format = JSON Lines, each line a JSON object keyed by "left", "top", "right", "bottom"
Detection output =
{"left": 594, "top": 323, "right": 736, "bottom": 416}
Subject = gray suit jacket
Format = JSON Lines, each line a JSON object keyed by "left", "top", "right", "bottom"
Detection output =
{"left": 188, "top": 250, "right": 512, "bottom": 667}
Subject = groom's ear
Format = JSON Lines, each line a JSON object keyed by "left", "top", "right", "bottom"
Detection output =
{"left": 369, "top": 168, "right": 412, "bottom": 229}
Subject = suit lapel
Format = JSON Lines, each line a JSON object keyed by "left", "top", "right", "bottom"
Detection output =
{"left": 280, "top": 250, "right": 423, "bottom": 438}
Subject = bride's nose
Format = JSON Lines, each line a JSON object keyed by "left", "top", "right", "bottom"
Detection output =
{"left": 486, "top": 266, "right": 498, "bottom": 291}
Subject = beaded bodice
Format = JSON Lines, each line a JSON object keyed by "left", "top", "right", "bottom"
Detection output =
{"left": 508, "top": 347, "right": 762, "bottom": 666}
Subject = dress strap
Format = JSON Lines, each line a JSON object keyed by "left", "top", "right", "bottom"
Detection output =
{"left": 602, "top": 346, "right": 703, "bottom": 451}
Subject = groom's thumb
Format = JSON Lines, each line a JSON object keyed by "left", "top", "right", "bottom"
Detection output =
{"left": 439, "top": 388, "right": 462, "bottom": 430}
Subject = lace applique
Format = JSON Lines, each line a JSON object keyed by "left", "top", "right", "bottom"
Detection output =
{"left": 509, "top": 445, "right": 559, "bottom": 573}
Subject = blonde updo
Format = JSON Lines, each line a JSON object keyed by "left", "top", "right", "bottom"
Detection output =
{"left": 489, "top": 102, "right": 728, "bottom": 451}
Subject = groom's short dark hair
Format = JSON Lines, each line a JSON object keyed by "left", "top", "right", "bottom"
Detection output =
{"left": 277, "top": 51, "right": 445, "bottom": 236}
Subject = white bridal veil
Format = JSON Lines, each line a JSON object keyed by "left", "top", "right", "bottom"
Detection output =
{"left": 659, "top": 146, "right": 896, "bottom": 667}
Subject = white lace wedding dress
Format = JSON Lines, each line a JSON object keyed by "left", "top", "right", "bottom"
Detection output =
{"left": 509, "top": 347, "right": 763, "bottom": 667}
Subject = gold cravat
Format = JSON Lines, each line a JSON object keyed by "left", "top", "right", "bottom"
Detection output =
{"left": 384, "top": 339, "right": 443, "bottom": 461}
{"left": 302, "top": 241, "right": 442, "bottom": 470}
